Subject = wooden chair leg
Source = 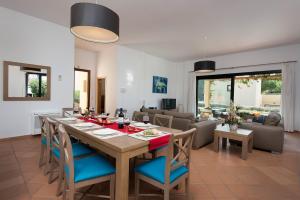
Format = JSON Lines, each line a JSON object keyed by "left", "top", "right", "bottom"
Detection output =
{"left": 185, "top": 177, "right": 190, "bottom": 200}
{"left": 69, "top": 187, "right": 75, "bottom": 200}
{"left": 62, "top": 181, "right": 67, "bottom": 200}
{"left": 44, "top": 150, "right": 51, "bottom": 175}
{"left": 39, "top": 144, "right": 45, "bottom": 167}
{"left": 164, "top": 189, "right": 169, "bottom": 200}
{"left": 48, "top": 156, "right": 56, "bottom": 184}
{"left": 56, "top": 158, "right": 64, "bottom": 196}
{"left": 135, "top": 175, "right": 140, "bottom": 200}
{"left": 110, "top": 175, "right": 115, "bottom": 200}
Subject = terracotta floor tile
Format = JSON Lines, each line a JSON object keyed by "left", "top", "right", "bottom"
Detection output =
{"left": 0, "top": 175, "right": 24, "bottom": 190}
{"left": 32, "top": 182, "right": 58, "bottom": 198}
{"left": 0, "top": 183, "right": 29, "bottom": 199}
{"left": 0, "top": 132, "right": 299, "bottom": 199}
{"left": 190, "top": 184, "right": 213, "bottom": 199}
{"left": 27, "top": 182, "right": 46, "bottom": 196}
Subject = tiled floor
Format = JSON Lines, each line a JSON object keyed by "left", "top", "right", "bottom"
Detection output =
{"left": 0, "top": 133, "right": 300, "bottom": 200}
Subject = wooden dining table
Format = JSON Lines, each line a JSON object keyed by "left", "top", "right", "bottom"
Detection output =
{"left": 52, "top": 117, "right": 181, "bottom": 200}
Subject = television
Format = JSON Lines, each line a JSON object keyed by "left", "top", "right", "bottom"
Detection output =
{"left": 161, "top": 98, "right": 176, "bottom": 110}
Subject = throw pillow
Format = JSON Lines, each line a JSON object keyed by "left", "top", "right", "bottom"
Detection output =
{"left": 264, "top": 112, "right": 281, "bottom": 126}
{"left": 253, "top": 115, "right": 266, "bottom": 124}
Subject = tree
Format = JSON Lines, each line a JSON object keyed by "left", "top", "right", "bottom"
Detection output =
{"left": 28, "top": 79, "right": 47, "bottom": 97}
{"left": 261, "top": 79, "right": 282, "bottom": 94}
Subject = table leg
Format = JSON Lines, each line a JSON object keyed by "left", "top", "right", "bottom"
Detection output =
{"left": 222, "top": 137, "right": 227, "bottom": 149}
{"left": 248, "top": 136, "right": 253, "bottom": 153}
{"left": 115, "top": 152, "right": 130, "bottom": 200}
{"left": 213, "top": 133, "right": 219, "bottom": 152}
{"left": 241, "top": 139, "right": 248, "bottom": 160}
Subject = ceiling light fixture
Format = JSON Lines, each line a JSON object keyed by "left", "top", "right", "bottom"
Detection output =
{"left": 194, "top": 36, "right": 216, "bottom": 73}
{"left": 194, "top": 60, "right": 216, "bottom": 73}
{"left": 70, "top": 2, "right": 119, "bottom": 43}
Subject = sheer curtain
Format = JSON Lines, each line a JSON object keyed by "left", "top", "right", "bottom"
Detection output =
{"left": 281, "top": 62, "right": 295, "bottom": 132}
{"left": 187, "top": 73, "right": 196, "bottom": 115}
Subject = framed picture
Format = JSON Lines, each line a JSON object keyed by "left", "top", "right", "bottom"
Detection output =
{"left": 152, "top": 76, "right": 168, "bottom": 94}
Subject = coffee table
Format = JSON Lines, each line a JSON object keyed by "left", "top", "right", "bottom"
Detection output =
{"left": 213, "top": 124, "right": 253, "bottom": 160}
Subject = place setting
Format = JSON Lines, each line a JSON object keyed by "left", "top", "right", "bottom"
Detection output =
{"left": 69, "top": 122, "right": 103, "bottom": 131}
{"left": 86, "top": 128, "right": 126, "bottom": 139}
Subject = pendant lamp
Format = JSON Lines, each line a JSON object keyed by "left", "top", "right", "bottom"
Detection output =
{"left": 194, "top": 60, "right": 216, "bottom": 73}
{"left": 70, "top": 3, "right": 119, "bottom": 43}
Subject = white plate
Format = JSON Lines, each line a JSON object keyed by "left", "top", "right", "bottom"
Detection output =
{"left": 132, "top": 122, "right": 152, "bottom": 127}
{"left": 73, "top": 123, "right": 94, "bottom": 128}
{"left": 92, "top": 129, "right": 118, "bottom": 135}
{"left": 57, "top": 117, "right": 77, "bottom": 121}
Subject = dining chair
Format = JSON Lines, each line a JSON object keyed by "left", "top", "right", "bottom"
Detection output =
{"left": 132, "top": 111, "right": 148, "bottom": 122}
{"left": 134, "top": 128, "right": 196, "bottom": 200}
{"left": 62, "top": 108, "right": 74, "bottom": 117}
{"left": 38, "top": 115, "right": 48, "bottom": 171}
{"left": 153, "top": 114, "right": 173, "bottom": 128}
{"left": 46, "top": 117, "right": 94, "bottom": 196}
{"left": 58, "top": 124, "right": 116, "bottom": 200}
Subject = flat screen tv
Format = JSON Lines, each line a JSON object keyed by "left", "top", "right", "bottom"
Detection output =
{"left": 161, "top": 98, "right": 176, "bottom": 110}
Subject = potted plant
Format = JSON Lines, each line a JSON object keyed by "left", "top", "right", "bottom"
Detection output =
{"left": 225, "top": 101, "right": 242, "bottom": 131}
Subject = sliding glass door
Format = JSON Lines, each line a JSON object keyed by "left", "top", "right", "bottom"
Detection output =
{"left": 234, "top": 73, "right": 282, "bottom": 116}
{"left": 197, "top": 78, "right": 231, "bottom": 117}
{"left": 196, "top": 70, "right": 282, "bottom": 118}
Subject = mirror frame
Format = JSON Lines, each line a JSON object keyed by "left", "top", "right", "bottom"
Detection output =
{"left": 3, "top": 61, "right": 51, "bottom": 101}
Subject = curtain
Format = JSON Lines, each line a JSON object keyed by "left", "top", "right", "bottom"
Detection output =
{"left": 187, "top": 73, "right": 196, "bottom": 115}
{"left": 281, "top": 63, "right": 295, "bottom": 132}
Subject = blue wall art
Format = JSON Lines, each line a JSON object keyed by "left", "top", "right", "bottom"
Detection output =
{"left": 152, "top": 76, "right": 168, "bottom": 94}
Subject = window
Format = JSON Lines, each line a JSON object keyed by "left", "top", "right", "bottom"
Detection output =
{"left": 196, "top": 70, "right": 282, "bottom": 118}
{"left": 25, "top": 73, "right": 47, "bottom": 97}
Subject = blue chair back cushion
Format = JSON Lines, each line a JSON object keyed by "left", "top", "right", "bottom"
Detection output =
{"left": 41, "top": 136, "right": 47, "bottom": 145}
{"left": 135, "top": 156, "right": 188, "bottom": 184}
{"left": 52, "top": 143, "right": 93, "bottom": 159}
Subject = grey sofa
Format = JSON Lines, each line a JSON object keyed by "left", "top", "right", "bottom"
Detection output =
{"left": 239, "top": 122, "right": 284, "bottom": 153}
{"left": 141, "top": 108, "right": 217, "bottom": 149}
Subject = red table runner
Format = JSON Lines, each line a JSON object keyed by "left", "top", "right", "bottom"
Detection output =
{"left": 79, "top": 117, "right": 170, "bottom": 151}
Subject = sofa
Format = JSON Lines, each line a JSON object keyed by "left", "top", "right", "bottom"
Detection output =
{"left": 229, "top": 111, "right": 284, "bottom": 153}
{"left": 141, "top": 108, "right": 217, "bottom": 149}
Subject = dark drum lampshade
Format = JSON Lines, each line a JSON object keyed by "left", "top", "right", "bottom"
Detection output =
{"left": 70, "top": 3, "right": 119, "bottom": 43}
{"left": 194, "top": 60, "right": 215, "bottom": 73}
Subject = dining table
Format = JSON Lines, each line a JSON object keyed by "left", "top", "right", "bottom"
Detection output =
{"left": 51, "top": 116, "right": 182, "bottom": 200}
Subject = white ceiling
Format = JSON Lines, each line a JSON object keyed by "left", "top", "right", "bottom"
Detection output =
{"left": 1, "top": 0, "right": 300, "bottom": 61}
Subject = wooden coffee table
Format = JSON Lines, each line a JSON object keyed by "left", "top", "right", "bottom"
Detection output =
{"left": 213, "top": 124, "right": 253, "bottom": 160}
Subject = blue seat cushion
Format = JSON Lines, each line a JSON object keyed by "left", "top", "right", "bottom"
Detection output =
{"left": 66, "top": 154, "right": 115, "bottom": 183}
{"left": 135, "top": 156, "right": 188, "bottom": 184}
{"left": 52, "top": 143, "right": 94, "bottom": 159}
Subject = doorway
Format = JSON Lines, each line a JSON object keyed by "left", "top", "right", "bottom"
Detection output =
{"left": 74, "top": 68, "right": 90, "bottom": 110}
{"left": 97, "top": 78, "right": 106, "bottom": 114}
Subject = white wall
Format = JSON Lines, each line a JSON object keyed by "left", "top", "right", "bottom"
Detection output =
{"left": 116, "top": 46, "right": 183, "bottom": 117}
{"left": 182, "top": 43, "right": 300, "bottom": 131}
{"left": 94, "top": 45, "right": 184, "bottom": 117}
{"left": 75, "top": 48, "right": 97, "bottom": 108}
{"left": 96, "top": 45, "right": 119, "bottom": 115}
{"left": 0, "top": 7, "right": 74, "bottom": 138}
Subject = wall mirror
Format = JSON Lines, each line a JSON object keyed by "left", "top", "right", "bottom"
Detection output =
{"left": 3, "top": 61, "right": 51, "bottom": 101}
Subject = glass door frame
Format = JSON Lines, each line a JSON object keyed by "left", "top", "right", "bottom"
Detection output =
{"left": 74, "top": 68, "right": 91, "bottom": 109}
{"left": 195, "top": 70, "right": 282, "bottom": 116}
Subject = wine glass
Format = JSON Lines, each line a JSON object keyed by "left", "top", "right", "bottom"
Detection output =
{"left": 124, "top": 117, "right": 131, "bottom": 131}
{"left": 143, "top": 115, "right": 150, "bottom": 124}
{"left": 73, "top": 105, "right": 79, "bottom": 114}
